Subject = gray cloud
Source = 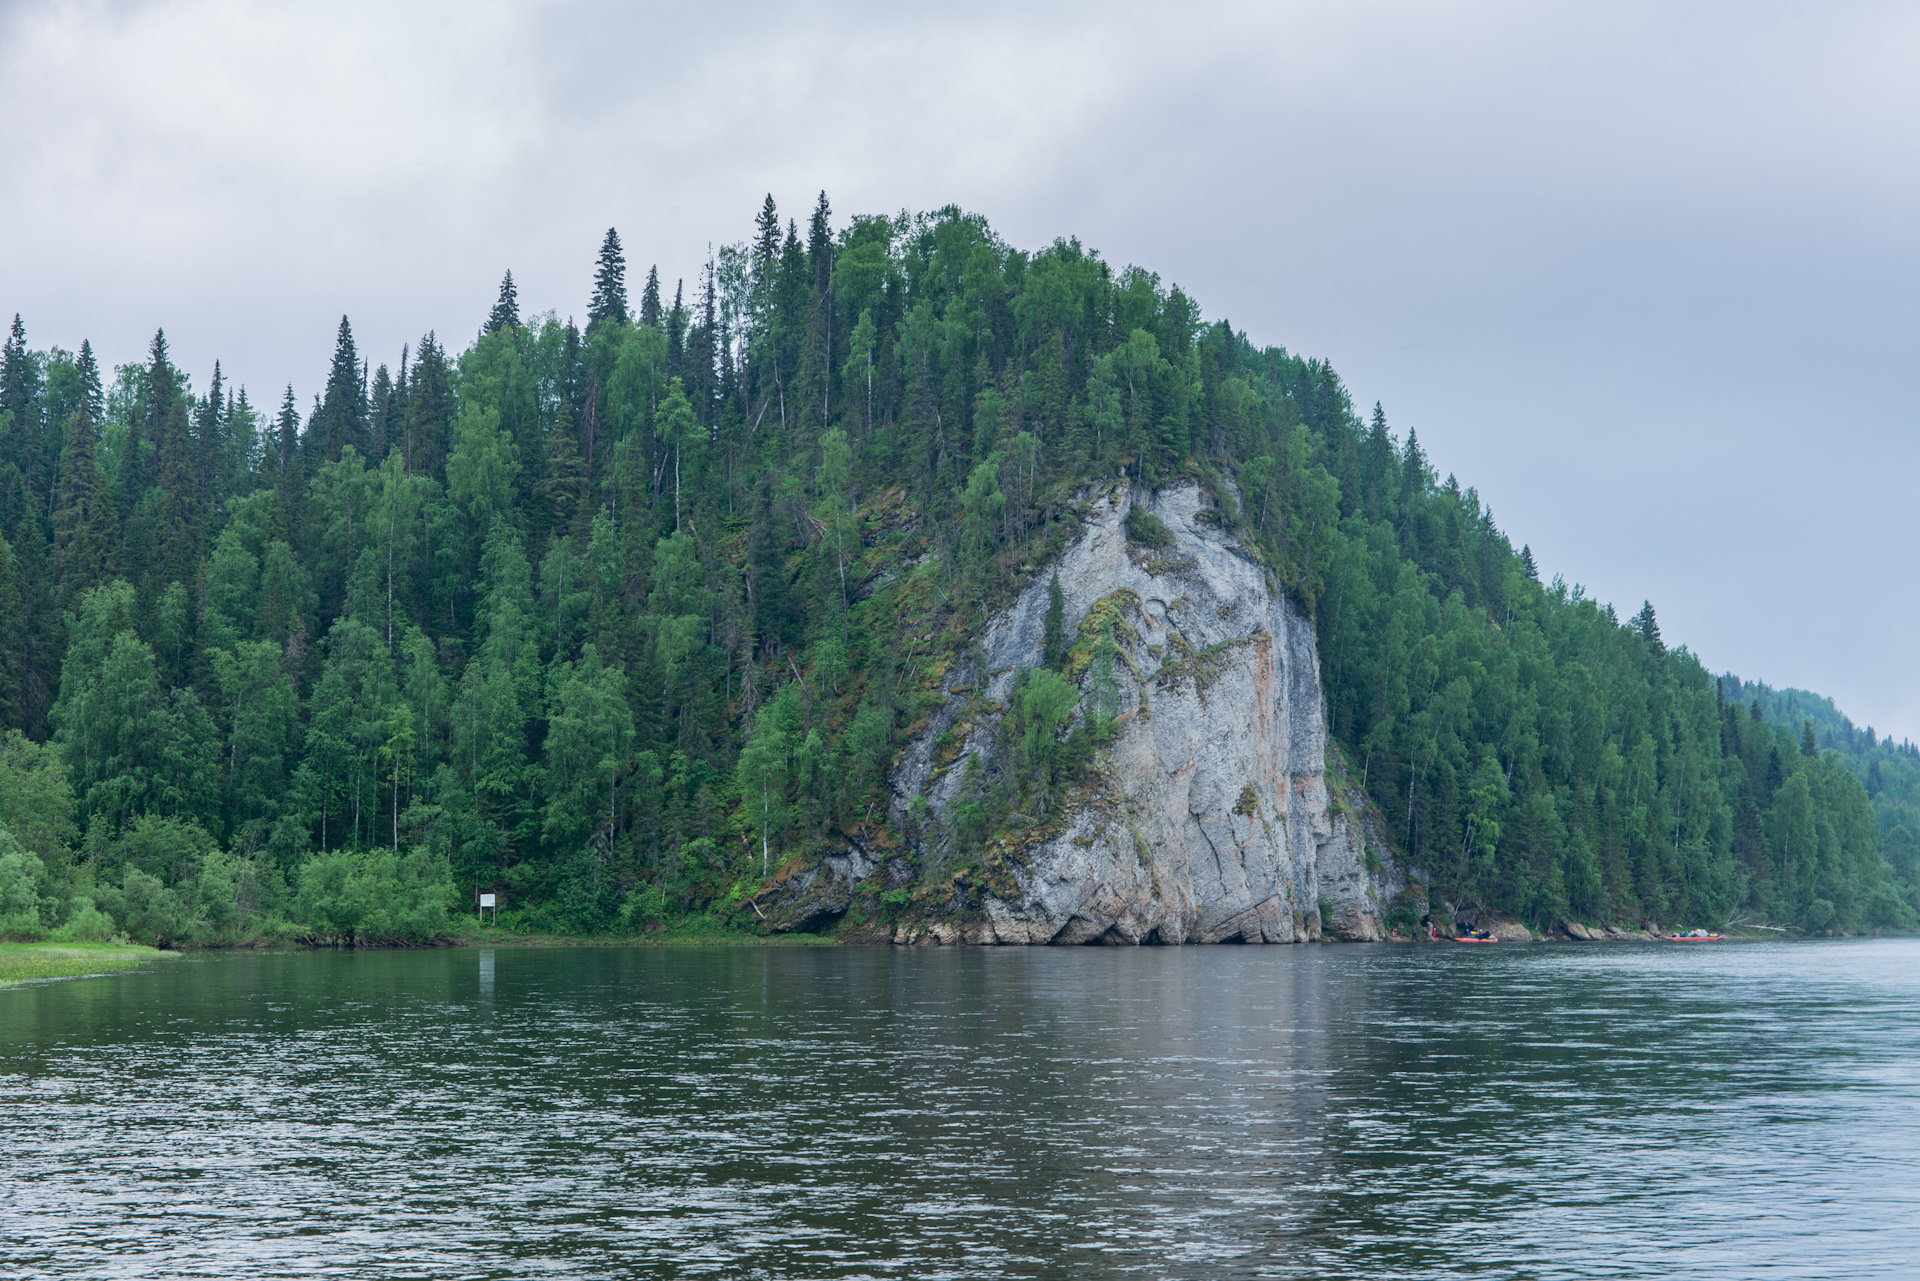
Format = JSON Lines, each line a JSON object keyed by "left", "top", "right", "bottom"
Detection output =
{"left": 3, "top": 0, "right": 1915, "bottom": 734}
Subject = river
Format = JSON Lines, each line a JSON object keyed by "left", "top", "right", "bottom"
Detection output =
{"left": 4, "top": 939, "right": 1918, "bottom": 1278}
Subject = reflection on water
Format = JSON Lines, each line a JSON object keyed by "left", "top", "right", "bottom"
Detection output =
{"left": 5, "top": 940, "right": 1920, "bottom": 1278}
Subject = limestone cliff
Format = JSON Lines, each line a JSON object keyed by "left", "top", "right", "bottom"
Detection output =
{"left": 768, "top": 481, "right": 1413, "bottom": 944}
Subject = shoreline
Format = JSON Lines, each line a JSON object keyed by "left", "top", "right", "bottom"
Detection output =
{"left": 0, "top": 942, "right": 177, "bottom": 988}
{"left": 4, "top": 924, "right": 1882, "bottom": 969}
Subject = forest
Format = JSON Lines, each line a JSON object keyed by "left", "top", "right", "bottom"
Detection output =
{"left": 0, "top": 197, "right": 1909, "bottom": 946}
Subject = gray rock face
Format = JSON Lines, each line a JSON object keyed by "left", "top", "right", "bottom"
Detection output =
{"left": 779, "top": 482, "right": 1408, "bottom": 944}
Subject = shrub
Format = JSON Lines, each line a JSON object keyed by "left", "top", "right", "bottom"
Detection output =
{"left": 1124, "top": 506, "right": 1172, "bottom": 549}
{"left": 115, "top": 815, "right": 218, "bottom": 888}
{"left": 295, "top": 847, "right": 457, "bottom": 945}
{"left": 553, "top": 849, "right": 619, "bottom": 935}
{"left": 620, "top": 881, "right": 670, "bottom": 930}
{"left": 0, "top": 826, "right": 46, "bottom": 940}
{"left": 52, "top": 898, "right": 119, "bottom": 942}
{"left": 109, "top": 867, "right": 193, "bottom": 947}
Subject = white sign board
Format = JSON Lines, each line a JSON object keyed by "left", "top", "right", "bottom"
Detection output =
{"left": 480, "top": 893, "right": 496, "bottom": 908}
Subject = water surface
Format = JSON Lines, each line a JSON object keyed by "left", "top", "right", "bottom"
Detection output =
{"left": 4, "top": 939, "right": 1918, "bottom": 1278}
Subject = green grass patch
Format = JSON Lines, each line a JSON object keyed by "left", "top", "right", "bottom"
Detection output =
{"left": 0, "top": 942, "right": 175, "bottom": 988}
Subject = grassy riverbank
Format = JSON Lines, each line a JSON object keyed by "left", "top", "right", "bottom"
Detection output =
{"left": 461, "top": 916, "right": 836, "bottom": 947}
{"left": 0, "top": 942, "right": 175, "bottom": 987}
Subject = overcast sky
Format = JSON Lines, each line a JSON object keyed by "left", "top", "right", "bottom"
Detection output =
{"left": 3, "top": 0, "right": 1915, "bottom": 737}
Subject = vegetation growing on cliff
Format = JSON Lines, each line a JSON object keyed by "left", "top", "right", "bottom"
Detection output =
{"left": 0, "top": 199, "right": 1906, "bottom": 943}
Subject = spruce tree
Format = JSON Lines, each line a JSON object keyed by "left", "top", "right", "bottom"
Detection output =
{"left": 194, "top": 360, "right": 224, "bottom": 510}
{"left": 384, "top": 344, "right": 410, "bottom": 462}
{"left": 666, "top": 279, "right": 686, "bottom": 372}
{"left": 1520, "top": 544, "right": 1538, "bottom": 581}
{"left": 151, "top": 395, "right": 202, "bottom": 591}
{"left": 692, "top": 258, "right": 718, "bottom": 413}
{"left": 1801, "top": 719, "right": 1819, "bottom": 758}
{"left": 1399, "top": 427, "right": 1427, "bottom": 505}
{"left": 11, "top": 516, "right": 55, "bottom": 737}
{"left": 753, "top": 195, "right": 781, "bottom": 282}
{"left": 0, "top": 314, "right": 41, "bottom": 505}
{"left": 486, "top": 271, "right": 520, "bottom": 333}
{"left": 537, "top": 420, "right": 587, "bottom": 548}
{"left": 51, "top": 384, "right": 118, "bottom": 606}
{"left": 0, "top": 535, "right": 20, "bottom": 732}
{"left": 589, "top": 228, "right": 629, "bottom": 329}
{"left": 129, "top": 329, "right": 176, "bottom": 511}
{"left": 0, "top": 315, "right": 28, "bottom": 426}
{"left": 808, "top": 191, "right": 833, "bottom": 287}
{"left": 559, "top": 321, "right": 590, "bottom": 474}
{"left": 75, "top": 337, "right": 104, "bottom": 425}
{"left": 801, "top": 192, "right": 834, "bottom": 427}
{"left": 312, "top": 316, "right": 367, "bottom": 462}
{"left": 1633, "top": 601, "right": 1663, "bottom": 655}
{"left": 1362, "top": 402, "right": 1394, "bottom": 520}
{"left": 274, "top": 386, "right": 300, "bottom": 477}
{"left": 369, "top": 363, "right": 394, "bottom": 459}
{"left": 403, "top": 333, "right": 455, "bottom": 477}
{"left": 639, "top": 266, "right": 662, "bottom": 329}
{"left": 749, "top": 479, "right": 795, "bottom": 651}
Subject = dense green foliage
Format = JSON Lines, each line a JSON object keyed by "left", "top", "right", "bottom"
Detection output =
{"left": 1721, "top": 676, "right": 1920, "bottom": 903}
{"left": 0, "top": 200, "right": 1904, "bottom": 944}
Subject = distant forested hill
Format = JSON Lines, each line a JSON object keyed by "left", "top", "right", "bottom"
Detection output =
{"left": 0, "top": 199, "right": 1905, "bottom": 944}
{"left": 1719, "top": 675, "right": 1920, "bottom": 893}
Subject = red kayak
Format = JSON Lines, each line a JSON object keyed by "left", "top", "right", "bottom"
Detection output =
{"left": 1452, "top": 935, "right": 1499, "bottom": 943}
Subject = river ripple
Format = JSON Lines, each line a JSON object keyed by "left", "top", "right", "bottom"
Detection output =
{"left": 4, "top": 940, "right": 1919, "bottom": 1278}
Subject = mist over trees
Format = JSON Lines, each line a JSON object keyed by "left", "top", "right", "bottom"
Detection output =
{"left": 0, "top": 200, "right": 1907, "bottom": 943}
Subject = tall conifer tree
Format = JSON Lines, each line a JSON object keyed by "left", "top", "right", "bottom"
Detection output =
{"left": 151, "top": 395, "right": 202, "bottom": 591}
{"left": 274, "top": 386, "right": 300, "bottom": 477}
{"left": 312, "top": 316, "right": 367, "bottom": 462}
{"left": 1633, "top": 601, "right": 1664, "bottom": 656}
{"left": 692, "top": 257, "right": 718, "bottom": 416}
{"left": 589, "top": 229, "right": 628, "bottom": 329}
{"left": 801, "top": 192, "right": 834, "bottom": 428}
{"left": 0, "top": 534, "right": 20, "bottom": 732}
{"left": 129, "top": 329, "right": 176, "bottom": 513}
{"left": 0, "top": 314, "right": 42, "bottom": 511}
{"left": 639, "top": 266, "right": 662, "bottom": 329}
{"left": 666, "top": 280, "right": 686, "bottom": 372}
{"left": 369, "top": 363, "right": 394, "bottom": 459}
{"left": 11, "top": 515, "right": 55, "bottom": 737}
{"left": 486, "top": 271, "right": 521, "bottom": 333}
{"left": 194, "top": 360, "right": 224, "bottom": 509}
{"left": 52, "top": 363, "right": 119, "bottom": 606}
{"left": 75, "top": 337, "right": 104, "bottom": 424}
{"left": 386, "top": 343, "right": 410, "bottom": 460}
{"left": 752, "top": 195, "right": 780, "bottom": 281}
{"left": 404, "top": 333, "right": 455, "bottom": 477}
{"left": 1363, "top": 402, "right": 1394, "bottom": 520}
{"left": 0, "top": 315, "right": 29, "bottom": 427}
{"left": 538, "top": 419, "right": 587, "bottom": 548}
